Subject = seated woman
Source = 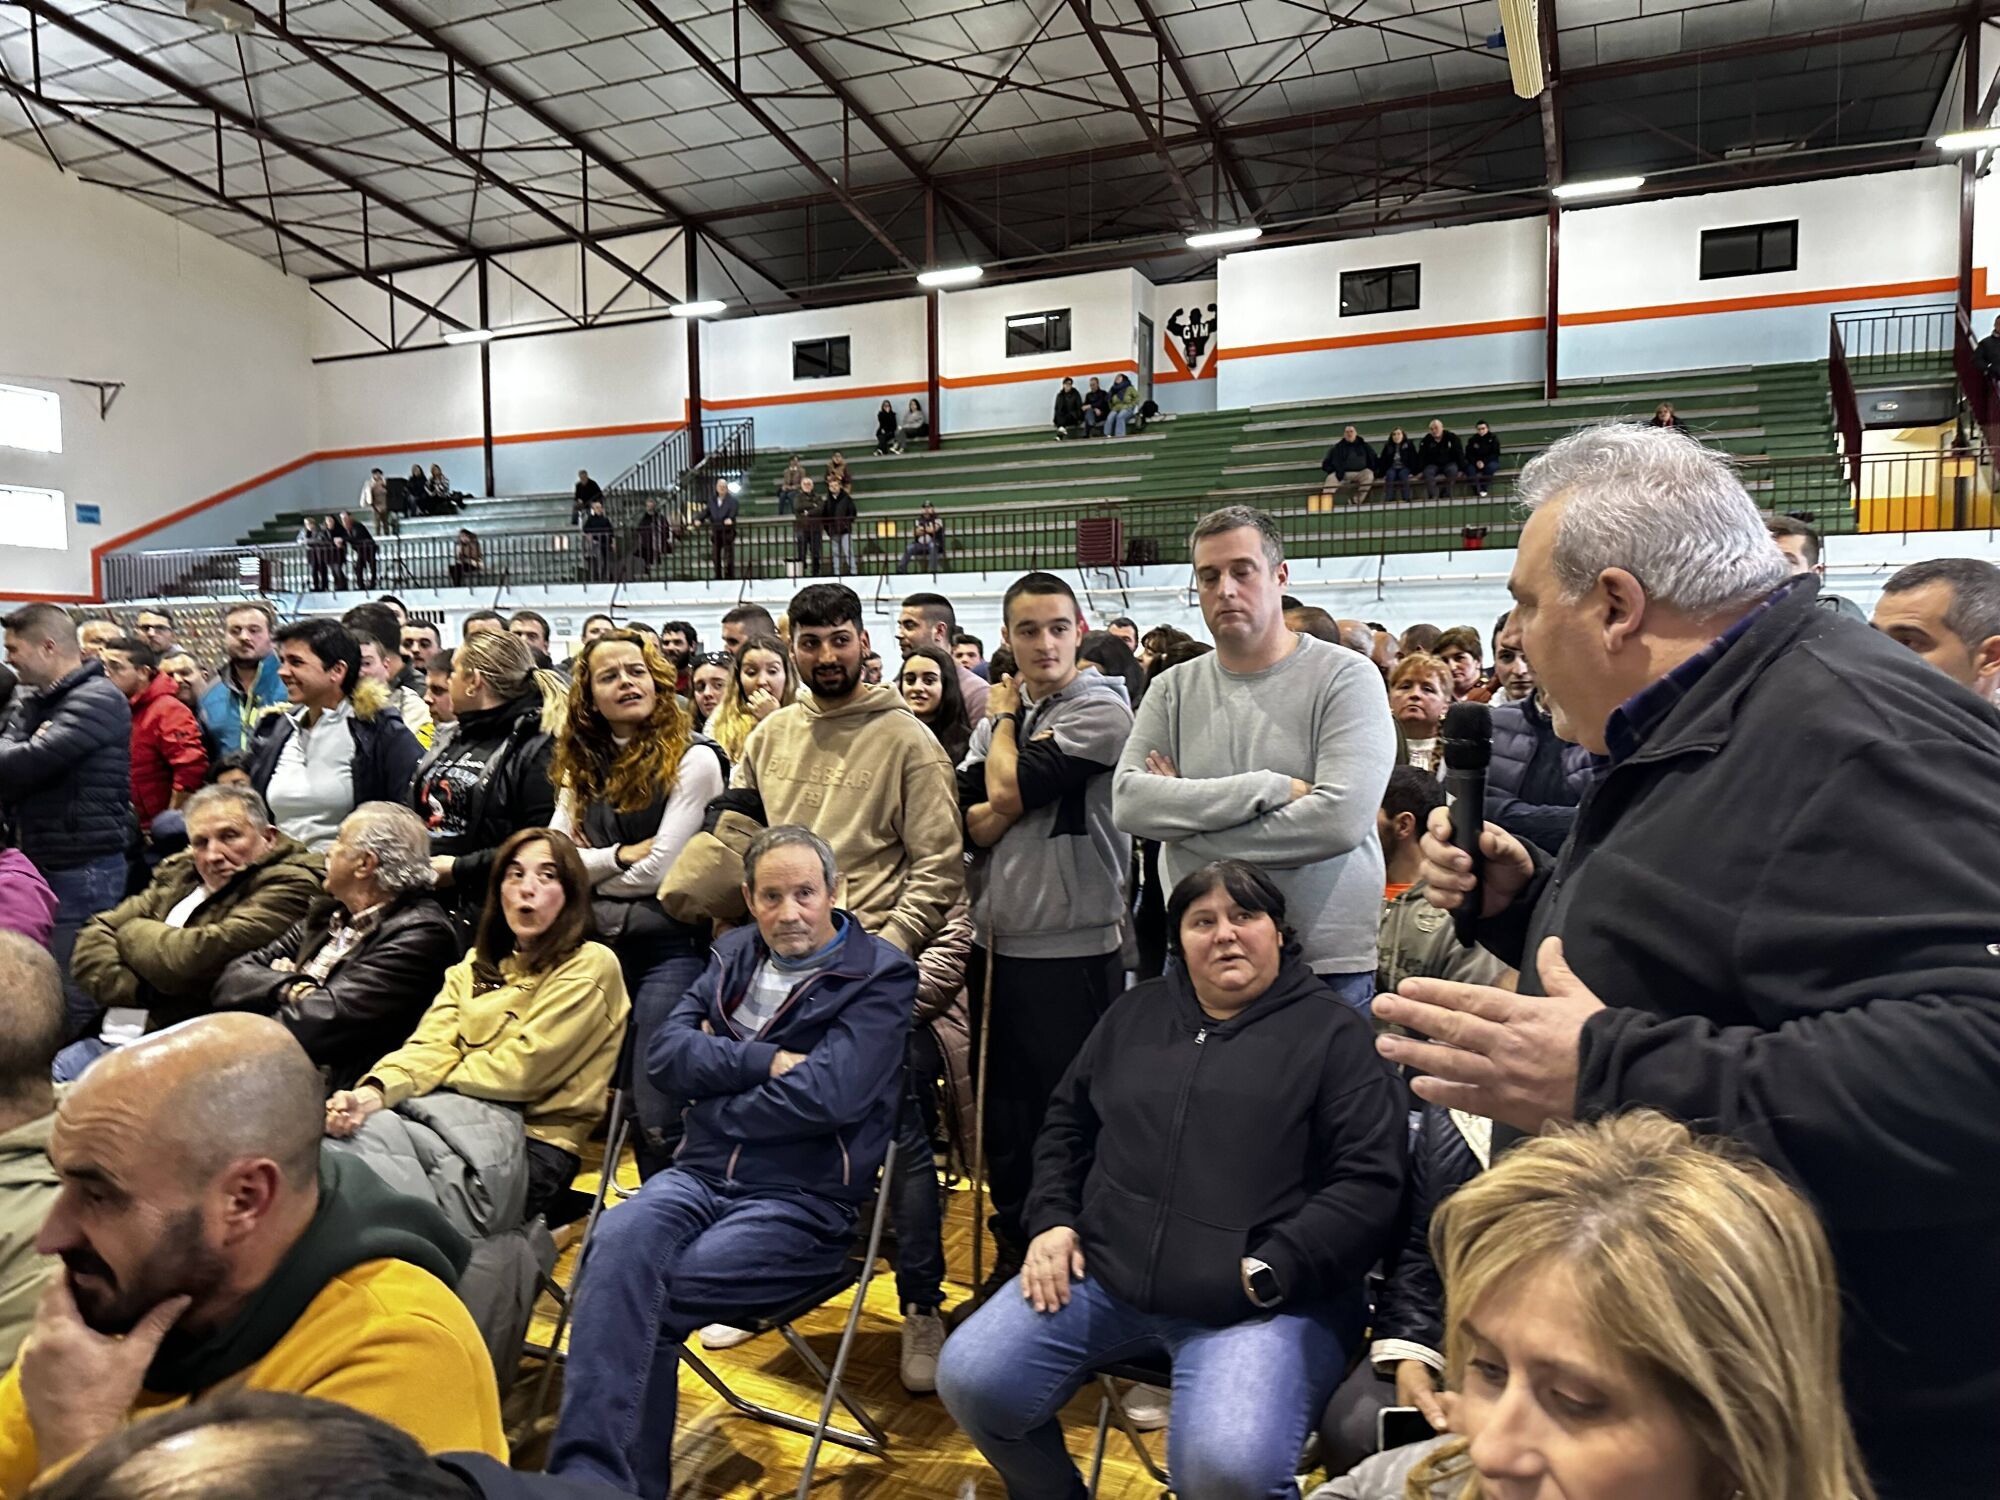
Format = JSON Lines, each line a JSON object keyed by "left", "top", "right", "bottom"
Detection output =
{"left": 898, "top": 643, "right": 970, "bottom": 764}
{"left": 937, "top": 860, "right": 1405, "bottom": 1500}
{"left": 323, "top": 827, "right": 629, "bottom": 1223}
{"left": 902, "top": 397, "right": 930, "bottom": 446}
{"left": 1393, "top": 1111, "right": 1867, "bottom": 1500}
{"left": 549, "top": 631, "right": 725, "bottom": 1177}
{"left": 215, "top": 801, "right": 460, "bottom": 1090}
{"left": 876, "top": 398, "right": 901, "bottom": 455}
{"left": 702, "top": 631, "right": 795, "bottom": 764}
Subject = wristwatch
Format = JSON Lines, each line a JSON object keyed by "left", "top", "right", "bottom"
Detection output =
{"left": 1243, "top": 1257, "right": 1284, "bottom": 1309}
{"left": 992, "top": 710, "right": 1021, "bottom": 731}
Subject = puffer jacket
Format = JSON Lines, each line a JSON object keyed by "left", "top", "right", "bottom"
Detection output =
{"left": 213, "top": 891, "right": 463, "bottom": 1089}
{"left": 410, "top": 687, "right": 560, "bottom": 900}
{"left": 1370, "top": 1105, "right": 1489, "bottom": 1374}
{"left": 248, "top": 678, "right": 423, "bottom": 812}
{"left": 1026, "top": 952, "right": 1405, "bottom": 1325}
{"left": 653, "top": 915, "right": 914, "bottom": 1205}
{"left": 0, "top": 658, "right": 132, "bottom": 870}
{"left": 1484, "top": 695, "right": 1599, "bottom": 851}
{"left": 69, "top": 833, "right": 324, "bottom": 1028}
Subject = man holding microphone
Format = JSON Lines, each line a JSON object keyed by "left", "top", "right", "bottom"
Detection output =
{"left": 1374, "top": 423, "right": 2000, "bottom": 1500}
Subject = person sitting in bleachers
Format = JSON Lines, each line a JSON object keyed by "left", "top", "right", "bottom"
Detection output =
{"left": 546, "top": 826, "right": 914, "bottom": 1498}
{"left": 903, "top": 500, "right": 945, "bottom": 568}
{"left": 214, "top": 802, "right": 459, "bottom": 1092}
{"left": 1416, "top": 420, "right": 1463, "bottom": 498}
{"left": 1320, "top": 425, "right": 1378, "bottom": 502}
{"left": 1389, "top": 652, "right": 1451, "bottom": 772}
{"left": 876, "top": 398, "right": 901, "bottom": 455}
{"left": 323, "top": 827, "right": 627, "bottom": 1226}
{"left": 902, "top": 397, "right": 930, "bottom": 447}
{"left": 1083, "top": 376, "right": 1111, "bottom": 435}
{"left": 0, "top": 1013, "right": 504, "bottom": 1492}
{"left": 1106, "top": 372, "right": 1140, "bottom": 437}
{"left": 1464, "top": 420, "right": 1502, "bottom": 498}
{"left": 1648, "top": 400, "right": 1685, "bottom": 431}
{"left": 937, "top": 860, "right": 1404, "bottom": 1500}
{"left": 1378, "top": 426, "right": 1418, "bottom": 503}
{"left": 60, "top": 785, "right": 322, "bottom": 1081}
{"left": 1053, "top": 376, "right": 1086, "bottom": 439}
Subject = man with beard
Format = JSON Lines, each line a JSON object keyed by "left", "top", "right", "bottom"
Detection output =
{"left": 200, "top": 604, "right": 287, "bottom": 755}
{"left": 0, "top": 1013, "right": 504, "bottom": 1490}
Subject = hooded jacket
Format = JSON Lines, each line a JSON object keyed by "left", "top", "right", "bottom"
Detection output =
{"left": 200, "top": 652, "right": 287, "bottom": 755}
{"left": 959, "top": 670, "right": 1133, "bottom": 959}
{"left": 1484, "top": 695, "right": 1599, "bottom": 850}
{"left": 213, "top": 891, "right": 463, "bottom": 1090}
{"left": 128, "top": 669, "right": 209, "bottom": 827}
{"left": 69, "top": 834, "right": 324, "bottom": 1028}
{"left": 248, "top": 678, "right": 424, "bottom": 832}
{"left": 735, "top": 683, "right": 963, "bottom": 954}
{"left": 0, "top": 657, "right": 131, "bottom": 870}
{"left": 0, "top": 1151, "right": 504, "bottom": 1492}
{"left": 410, "top": 687, "right": 560, "bottom": 899}
{"left": 1472, "top": 579, "right": 2000, "bottom": 1498}
{"left": 1026, "top": 953, "right": 1405, "bottom": 1325}
{"left": 652, "top": 915, "right": 914, "bottom": 1205}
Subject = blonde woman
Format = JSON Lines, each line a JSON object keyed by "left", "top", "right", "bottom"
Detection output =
{"left": 702, "top": 631, "right": 795, "bottom": 762}
{"left": 1400, "top": 1111, "right": 1871, "bottom": 1500}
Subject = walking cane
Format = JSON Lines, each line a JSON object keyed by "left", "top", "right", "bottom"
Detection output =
{"left": 969, "top": 945, "right": 996, "bottom": 1293}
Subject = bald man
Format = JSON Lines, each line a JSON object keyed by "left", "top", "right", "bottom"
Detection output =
{"left": 0, "top": 1014, "right": 505, "bottom": 1491}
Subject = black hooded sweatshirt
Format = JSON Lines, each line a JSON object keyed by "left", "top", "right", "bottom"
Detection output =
{"left": 1026, "top": 952, "right": 1406, "bottom": 1325}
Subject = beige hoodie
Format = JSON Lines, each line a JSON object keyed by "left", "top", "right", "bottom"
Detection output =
{"left": 735, "top": 682, "right": 963, "bottom": 953}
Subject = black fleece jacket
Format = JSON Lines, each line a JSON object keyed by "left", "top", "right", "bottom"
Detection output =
{"left": 1026, "top": 953, "right": 1405, "bottom": 1324}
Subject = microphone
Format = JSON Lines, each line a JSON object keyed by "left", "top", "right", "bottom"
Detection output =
{"left": 1440, "top": 700, "right": 1492, "bottom": 947}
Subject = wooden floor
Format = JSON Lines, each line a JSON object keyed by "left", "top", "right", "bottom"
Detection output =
{"left": 504, "top": 1149, "right": 1176, "bottom": 1499}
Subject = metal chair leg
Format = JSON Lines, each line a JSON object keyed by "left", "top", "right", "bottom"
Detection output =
{"left": 1099, "top": 1375, "right": 1173, "bottom": 1488}
{"left": 1086, "top": 1392, "right": 1113, "bottom": 1497}
{"left": 677, "top": 1345, "right": 885, "bottom": 1456}
{"left": 529, "top": 1086, "right": 632, "bottom": 1420}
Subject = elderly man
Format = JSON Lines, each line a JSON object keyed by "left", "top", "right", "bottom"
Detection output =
{"left": 0, "top": 935, "right": 64, "bottom": 1369}
{"left": 0, "top": 1014, "right": 503, "bottom": 1489}
{"left": 214, "top": 803, "right": 458, "bottom": 1090}
{"left": 62, "top": 785, "right": 322, "bottom": 1080}
{"left": 1869, "top": 556, "right": 2000, "bottom": 695}
{"left": 1376, "top": 422, "right": 2000, "bottom": 1500}
{"left": 548, "top": 826, "right": 914, "bottom": 1498}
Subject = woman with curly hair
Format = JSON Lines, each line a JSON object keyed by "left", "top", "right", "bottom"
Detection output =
{"left": 549, "top": 630, "right": 726, "bottom": 1175}
{"left": 701, "top": 632, "right": 796, "bottom": 762}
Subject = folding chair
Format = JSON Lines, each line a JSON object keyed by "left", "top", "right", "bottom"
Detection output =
{"left": 675, "top": 1138, "right": 900, "bottom": 1500}
{"left": 1085, "top": 1353, "right": 1173, "bottom": 1496}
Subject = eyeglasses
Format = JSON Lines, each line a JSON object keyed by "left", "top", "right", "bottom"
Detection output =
{"left": 692, "top": 651, "right": 733, "bottom": 669}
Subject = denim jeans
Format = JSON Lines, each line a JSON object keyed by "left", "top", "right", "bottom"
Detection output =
{"left": 52, "top": 1035, "right": 112, "bottom": 1082}
{"left": 44, "top": 854, "right": 128, "bottom": 1041}
{"left": 1320, "top": 969, "right": 1376, "bottom": 1018}
{"left": 1382, "top": 464, "right": 1412, "bottom": 503}
{"left": 1469, "top": 457, "right": 1499, "bottom": 494}
{"left": 1421, "top": 463, "right": 1459, "bottom": 499}
{"left": 1106, "top": 408, "right": 1130, "bottom": 437}
{"left": 891, "top": 1059, "right": 946, "bottom": 1308}
{"left": 547, "top": 1169, "right": 857, "bottom": 1499}
{"left": 623, "top": 941, "right": 708, "bottom": 1180}
{"left": 937, "top": 1269, "right": 1361, "bottom": 1500}
{"left": 831, "top": 533, "right": 855, "bottom": 575}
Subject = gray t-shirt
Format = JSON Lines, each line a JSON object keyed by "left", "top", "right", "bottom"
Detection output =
{"left": 1113, "top": 633, "right": 1396, "bottom": 974}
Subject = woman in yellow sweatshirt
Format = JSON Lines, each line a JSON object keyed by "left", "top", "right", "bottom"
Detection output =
{"left": 324, "top": 827, "right": 629, "bottom": 1218}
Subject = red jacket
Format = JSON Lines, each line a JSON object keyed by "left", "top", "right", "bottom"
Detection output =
{"left": 129, "top": 671, "right": 208, "bottom": 827}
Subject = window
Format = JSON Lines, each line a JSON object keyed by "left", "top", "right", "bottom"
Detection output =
{"left": 1339, "top": 264, "right": 1421, "bottom": 318}
{"left": 1005, "top": 308, "right": 1072, "bottom": 358}
{"left": 792, "top": 336, "right": 852, "bottom": 380}
{"left": 0, "top": 487, "right": 68, "bottom": 550}
{"left": 0, "top": 385, "right": 61, "bottom": 454}
{"left": 1700, "top": 220, "right": 1797, "bottom": 280}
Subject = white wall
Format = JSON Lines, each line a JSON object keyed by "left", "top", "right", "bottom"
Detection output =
{"left": 0, "top": 142, "right": 316, "bottom": 598}
{"left": 702, "top": 297, "right": 928, "bottom": 450}
{"left": 1150, "top": 277, "right": 1219, "bottom": 413}
{"left": 938, "top": 269, "right": 1147, "bottom": 431}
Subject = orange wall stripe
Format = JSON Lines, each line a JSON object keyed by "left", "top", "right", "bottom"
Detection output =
{"left": 1221, "top": 316, "right": 1545, "bottom": 361}
{"left": 939, "top": 360, "right": 1137, "bottom": 391}
{"left": 492, "top": 418, "right": 683, "bottom": 446}
{"left": 1558, "top": 276, "right": 1958, "bottom": 327}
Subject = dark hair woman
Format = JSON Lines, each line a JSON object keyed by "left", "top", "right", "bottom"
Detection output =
{"left": 324, "top": 827, "right": 630, "bottom": 1221}
{"left": 937, "top": 859, "right": 1406, "bottom": 1499}
{"left": 548, "top": 630, "right": 727, "bottom": 1176}
{"left": 898, "top": 642, "right": 970, "bottom": 763}
{"left": 1077, "top": 628, "right": 1145, "bottom": 706}
{"left": 876, "top": 398, "right": 900, "bottom": 455}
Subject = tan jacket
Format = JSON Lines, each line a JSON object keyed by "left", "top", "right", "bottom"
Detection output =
{"left": 0, "top": 1113, "right": 57, "bottom": 1371}
{"left": 366, "top": 941, "right": 629, "bottom": 1158}
{"left": 734, "top": 683, "right": 963, "bottom": 954}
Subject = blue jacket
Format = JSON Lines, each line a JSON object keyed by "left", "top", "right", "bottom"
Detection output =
{"left": 1485, "top": 695, "right": 1599, "bottom": 851}
{"left": 652, "top": 915, "right": 914, "bottom": 1203}
{"left": 201, "top": 654, "right": 287, "bottom": 754}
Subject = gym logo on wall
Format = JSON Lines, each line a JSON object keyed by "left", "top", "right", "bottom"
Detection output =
{"left": 1164, "top": 303, "right": 1218, "bottom": 381}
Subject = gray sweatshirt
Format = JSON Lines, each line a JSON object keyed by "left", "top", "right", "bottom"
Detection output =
{"left": 1113, "top": 633, "right": 1396, "bottom": 974}
{"left": 961, "top": 670, "right": 1134, "bottom": 958}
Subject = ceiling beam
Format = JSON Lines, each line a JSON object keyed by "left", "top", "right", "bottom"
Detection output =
{"left": 625, "top": 0, "right": 916, "bottom": 270}
{"left": 14, "top": 0, "right": 471, "bottom": 254}
{"left": 1130, "top": 0, "right": 1263, "bottom": 221}
{"left": 1063, "top": 0, "right": 1207, "bottom": 225}
{"left": 237, "top": 1, "right": 685, "bottom": 307}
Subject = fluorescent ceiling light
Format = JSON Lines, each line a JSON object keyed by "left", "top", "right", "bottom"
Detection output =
{"left": 186, "top": 0, "right": 253, "bottom": 34}
{"left": 1938, "top": 127, "right": 2000, "bottom": 153}
{"left": 442, "top": 327, "right": 494, "bottom": 344}
{"left": 1551, "top": 175, "right": 1646, "bottom": 200}
{"left": 670, "top": 299, "right": 728, "bottom": 318}
{"left": 917, "top": 265, "right": 983, "bottom": 288}
{"left": 1184, "top": 226, "right": 1263, "bottom": 249}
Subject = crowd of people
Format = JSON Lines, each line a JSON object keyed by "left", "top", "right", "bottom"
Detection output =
{"left": 1, "top": 420, "right": 1998, "bottom": 1500}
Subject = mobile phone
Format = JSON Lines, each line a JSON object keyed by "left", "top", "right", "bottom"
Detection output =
{"left": 1377, "top": 1405, "right": 1438, "bottom": 1452}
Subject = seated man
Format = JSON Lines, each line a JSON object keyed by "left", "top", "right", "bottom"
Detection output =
{"left": 547, "top": 826, "right": 914, "bottom": 1498}
{"left": 62, "top": 785, "right": 323, "bottom": 1080}
{"left": 213, "top": 803, "right": 461, "bottom": 1091}
{"left": 0, "top": 934, "right": 63, "bottom": 1369}
{"left": 0, "top": 1014, "right": 504, "bottom": 1491}
{"left": 1320, "top": 425, "right": 1377, "bottom": 502}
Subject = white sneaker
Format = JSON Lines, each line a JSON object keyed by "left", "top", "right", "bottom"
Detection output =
{"left": 1122, "top": 1382, "right": 1171, "bottom": 1432}
{"left": 900, "top": 1304, "right": 947, "bottom": 1394}
{"left": 698, "top": 1323, "right": 758, "bottom": 1351}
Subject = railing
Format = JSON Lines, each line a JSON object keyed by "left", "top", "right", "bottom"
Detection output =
{"left": 1956, "top": 308, "right": 1995, "bottom": 431}
{"left": 1832, "top": 304, "right": 1957, "bottom": 380}
{"left": 98, "top": 444, "right": 1996, "bottom": 602}
{"left": 1827, "top": 317, "right": 1864, "bottom": 492}
{"left": 605, "top": 417, "right": 756, "bottom": 528}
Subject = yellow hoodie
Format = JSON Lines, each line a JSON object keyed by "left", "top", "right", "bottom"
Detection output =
{"left": 734, "top": 683, "right": 963, "bottom": 953}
